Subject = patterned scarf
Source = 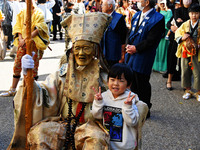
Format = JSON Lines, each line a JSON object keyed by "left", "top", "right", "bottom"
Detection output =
{"left": 63, "top": 53, "right": 100, "bottom": 103}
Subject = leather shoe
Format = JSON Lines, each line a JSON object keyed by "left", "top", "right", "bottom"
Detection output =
{"left": 166, "top": 82, "right": 173, "bottom": 91}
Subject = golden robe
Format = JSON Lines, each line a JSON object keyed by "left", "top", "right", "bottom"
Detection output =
{"left": 8, "top": 60, "right": 107, "bottom": 149}
{"left": 12, "top": 8, "right": 49, "bottom": 51}
{"left": 175, "top": 20, "right": 200, "bottom": 61}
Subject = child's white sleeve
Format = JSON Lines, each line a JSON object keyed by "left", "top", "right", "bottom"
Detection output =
{"left": 91, "top": 99, "right": 104, "bottom": 119}
{"left": 171, "top": 18, "right": 177, "bottom": 27}
{"left": 122, "top": 95, "right": 139, "bottom": 127}
{"left": 175, "top": 24, "right": 184, "bottom": 43}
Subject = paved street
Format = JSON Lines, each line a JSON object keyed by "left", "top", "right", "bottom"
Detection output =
{"left": 0, "top": 39, "right": 200, "bottom": 150}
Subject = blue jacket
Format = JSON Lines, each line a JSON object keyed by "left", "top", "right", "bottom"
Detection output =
{"left": 125, "top": 9, "right": 165, "bottom": 75}
{"left": 102, "top": 11, "right": 126, "bottom": 61}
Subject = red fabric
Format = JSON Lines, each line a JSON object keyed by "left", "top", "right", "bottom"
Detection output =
{"left": 182, "top": 49, "right": 187, "bottom": 58}
{"left": 13, "top": 42, "right": 42, "bottom": 77}
{"left": 76, "top": 102, "right": 85, "bottom": 123}
{"left": 182, "top": 45, "right": 188, "bottom": 58}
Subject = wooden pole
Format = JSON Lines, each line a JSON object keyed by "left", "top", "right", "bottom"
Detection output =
{"left": 25, "top": 0, "right": 34, "bottom": 149}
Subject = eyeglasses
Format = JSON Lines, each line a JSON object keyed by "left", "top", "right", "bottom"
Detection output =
{"left": 73, "top": 46, "right": 94, "bottom": 55}
{"left": 101, "top": 3, "right": 107, "bottom": 6}
{"left": 101, "top": 3, "right": 112, "bottom": 7}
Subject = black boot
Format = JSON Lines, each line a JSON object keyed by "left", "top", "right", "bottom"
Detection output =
{"left": 60, "top": 32, "right": 63, "bottom": 40}
{"left": 53, "top": 37, "right": 58, "bottom": 41}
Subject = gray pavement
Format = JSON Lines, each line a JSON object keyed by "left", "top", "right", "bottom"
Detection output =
{"left": 0, "top": 39, "right": 200, "bottom": 150}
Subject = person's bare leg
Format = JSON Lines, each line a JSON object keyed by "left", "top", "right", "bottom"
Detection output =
{"left": 11, "top": 77, "right": 20, "bottom": 90}
{"left": 166, "top": 73, "right": 173, "bottom": 90}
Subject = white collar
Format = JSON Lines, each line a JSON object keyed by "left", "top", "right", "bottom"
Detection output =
{"left": 109, "top": 10, "right": 115, "bottom": 15}
{"left": 191, "top": 20, "right": 199, "bottom": 28}
{"left": 141, "top": 8, "right": 153, "bottom": 18}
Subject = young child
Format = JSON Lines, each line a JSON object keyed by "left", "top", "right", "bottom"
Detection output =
{"left": 175, "top": 3, "right": 200, "bottom": 101}
{"left": 85, "top": 5, "right": 92, "bottom": 13}
{"left": 91, "top": 63, "right": 139, "bottom": 150}
{"left": 165, "top": 18, "right": 178, "bottom": 40}
{"left": 165, "top": 0, "right": 181, "bottom": 40}
{"left": 90, "top": 6, "right": 97, "bottom": 12}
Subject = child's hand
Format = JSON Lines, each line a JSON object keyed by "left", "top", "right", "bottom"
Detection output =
{"left": 124, "top": 91, "right": 135, "bottom": 105}
{"left": 56, "top": 13, "right": 62, "bottom": 16}
{"left": 176, "top": 18, "right": 183, "bottom": 23}
{"left": 182, "top": 33, "right": 190, "bottom": 41}
{"left": 171, "top": 25, "right": 178, "bottom": 33}
{"left": 92, "top": 86, "right": 103, "bottom": 101}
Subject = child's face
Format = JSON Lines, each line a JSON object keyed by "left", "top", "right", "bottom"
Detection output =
{"left": 108, "top": 74, "right": 129, "bottom": 98}
{"left": 175, "top": 3, "right": 181, "bottom": 9}
{"left": 159, "top": 3, "right": 165, "bottom": 9}
{"left": 189, "top": 12, "right": 200, "bottom": 23}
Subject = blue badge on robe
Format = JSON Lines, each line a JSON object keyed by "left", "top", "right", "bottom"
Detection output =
{"left": 138, "top": 29, "right": 142, "bottom": 34}
{"left": 142, "top": 22, "right": 145, "bottom": 26}
{"left": 59, "top": 63, "right": 68, "bottom": 77}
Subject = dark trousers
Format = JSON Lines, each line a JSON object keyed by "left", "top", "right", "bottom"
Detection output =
{"left": 52, "top": 19, "right": 61, "bottom": 39}
{"left": 2, "top": 25, "right": 13, "bottom": 48}
{"left": 131, "top": 71, "right": 152, "bottom": 109}
{"left": 167, "top": 33, "right": 181, "bottom": 76}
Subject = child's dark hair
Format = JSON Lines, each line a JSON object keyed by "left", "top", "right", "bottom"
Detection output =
{"left": 188, "top": 3, "right": 200, "bottom": 13}
{"left": 108, "top": 63, "right": 133, "bottom": 86}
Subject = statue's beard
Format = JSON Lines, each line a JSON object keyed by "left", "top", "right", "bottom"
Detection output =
{"left": 75, "top": 63, "right": 86, "bottom": 71}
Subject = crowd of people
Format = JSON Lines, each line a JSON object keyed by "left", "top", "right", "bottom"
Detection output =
{"left": 0, "top": 0, "right": 199, "bottom": 149}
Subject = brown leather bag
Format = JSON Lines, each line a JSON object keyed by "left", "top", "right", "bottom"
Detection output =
{"left": 185, "top": 36, "right": 197, "bottom": 70}
{"left": 185, "top": 36, "right": 197, "bottom": 55}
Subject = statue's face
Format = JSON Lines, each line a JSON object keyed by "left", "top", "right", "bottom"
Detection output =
{"left": 73, "top": 40, "right": 95, "bottom": 66}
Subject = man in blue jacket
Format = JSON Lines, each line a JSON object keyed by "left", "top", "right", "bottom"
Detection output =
{"left": 101, "top": 0, "right": 127, "bottom": 68}
{"left": 125, "top": 0, "right": 165, "bottom": 118}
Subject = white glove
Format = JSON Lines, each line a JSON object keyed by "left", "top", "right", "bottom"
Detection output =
{"left": 21, "top": 52, "right": 35, "bottom": 75}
